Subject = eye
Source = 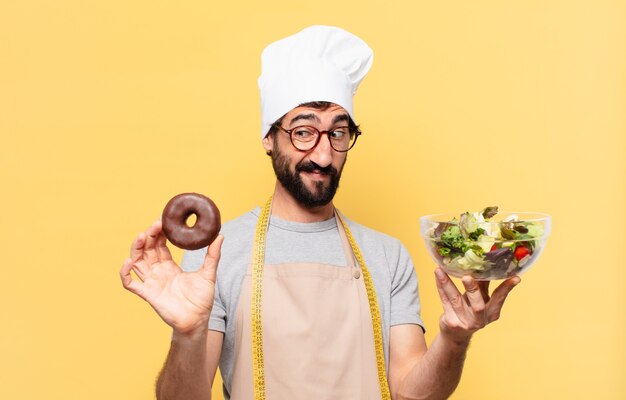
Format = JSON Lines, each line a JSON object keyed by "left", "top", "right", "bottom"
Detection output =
{"left": 329, "top": 127, "right": 349, "bottom": 140}
{"left": 292, "top": 126, "right": 316, "bottom": 140}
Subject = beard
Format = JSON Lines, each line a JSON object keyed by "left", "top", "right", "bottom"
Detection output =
{"left": 271, "top": 144, "right": 344, "bottom": 208}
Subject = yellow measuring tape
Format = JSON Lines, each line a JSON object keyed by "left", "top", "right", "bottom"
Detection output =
{"left": 251, "top": 197, "right": 270, "bottom": 399}
{"left": 336, "top": 211, "right": 392, "bottom": 400}
{"left": 251, "top": 197, "right": 391, "bottom": 399}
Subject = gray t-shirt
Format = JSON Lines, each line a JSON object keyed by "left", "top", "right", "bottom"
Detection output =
{"left": 181, "top": 208, "right": 424, "bottom": 397}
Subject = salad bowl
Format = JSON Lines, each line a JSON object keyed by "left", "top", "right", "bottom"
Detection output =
{"left": 420, "top": 207, "right": 551, "bottom": 280}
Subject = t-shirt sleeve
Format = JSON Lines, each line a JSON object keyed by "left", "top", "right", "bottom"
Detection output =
{"left": 390, "top": 243, "right": 425, "bottom": 332}
{"left": 180, "top": 249, "right": 227, "bottom": 333}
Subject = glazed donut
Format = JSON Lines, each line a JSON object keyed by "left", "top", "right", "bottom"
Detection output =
{"left": 161, "top": 193, "right": 221, "bottom": 250}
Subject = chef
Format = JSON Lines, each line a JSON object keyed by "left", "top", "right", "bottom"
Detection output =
{"left": 120, "top": 25, "right": 520, "bottom": 400}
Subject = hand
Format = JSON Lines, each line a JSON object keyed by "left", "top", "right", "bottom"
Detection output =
{"left": 120, "top": 220, "right": 224, "bottom": 335}
{"left": 434, "top": 267, "right": 520, "bottom": 344}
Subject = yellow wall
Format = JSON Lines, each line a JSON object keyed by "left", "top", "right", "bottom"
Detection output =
{"left": 1, "top": 1, "right": 624, "bottom": 399}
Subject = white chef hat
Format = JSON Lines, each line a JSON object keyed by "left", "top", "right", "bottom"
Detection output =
{"left": 258, "top": 25, "right": 374, "bottom": 138}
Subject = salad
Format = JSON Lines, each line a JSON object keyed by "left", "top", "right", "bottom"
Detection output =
{"left": 426, "top": 206, "right": 545, "bottom": 279}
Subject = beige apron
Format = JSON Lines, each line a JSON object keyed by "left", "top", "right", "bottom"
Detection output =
{"left": 229, "top": 212, "right": 384, "bottom": 400}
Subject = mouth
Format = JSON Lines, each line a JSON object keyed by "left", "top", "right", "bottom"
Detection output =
{"left": 295, "top": 161, "right": 338, "bottom": 184}
{"left": 301, "top": 170, "right": 330, "bottom": 180}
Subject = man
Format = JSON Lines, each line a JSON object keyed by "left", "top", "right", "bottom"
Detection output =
{"left": 120, "top": 25, "right": 520, "bottom": 400}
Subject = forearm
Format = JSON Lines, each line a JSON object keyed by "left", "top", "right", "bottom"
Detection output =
{"left": 396, "top": 333, "right": 470, "bottom": 400}
{"left": 156, "top": 329, "right": 212, "bottom": 400}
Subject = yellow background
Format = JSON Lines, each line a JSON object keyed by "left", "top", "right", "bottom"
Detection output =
{"left": 1, "top": 0, "right": 624, "bottom": 399}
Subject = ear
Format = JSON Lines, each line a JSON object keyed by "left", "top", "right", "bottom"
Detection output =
{"left": 262, "top": 134, "right": 274, "bottom": 152}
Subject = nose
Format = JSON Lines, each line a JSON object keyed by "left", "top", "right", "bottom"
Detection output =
{"left": 307, "top": 133, "right": 333, "bottom": 168}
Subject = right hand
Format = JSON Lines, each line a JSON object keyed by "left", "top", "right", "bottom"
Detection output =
{"left": 120, "top": 220, "right": 224, "bottom": 335}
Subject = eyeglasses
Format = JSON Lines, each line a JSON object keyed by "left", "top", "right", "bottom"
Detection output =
{"left": 276, "top": 125, "right": 361, "bottom": 152}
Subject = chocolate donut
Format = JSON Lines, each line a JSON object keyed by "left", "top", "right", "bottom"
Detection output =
{"left": 161, "top": 193, "right": 221, "bottom": 250}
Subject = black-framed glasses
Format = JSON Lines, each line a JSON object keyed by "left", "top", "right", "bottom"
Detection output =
{"left": 276, "top": 125, "right": 361, "bottom": 152}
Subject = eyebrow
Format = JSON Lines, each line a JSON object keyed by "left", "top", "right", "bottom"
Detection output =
{"left": 332, "top": 114, "right": 349, "bottom": 124}
{"left": 289, "top": 113, "right": 350, "bottom": 126}
{"left": 289, "top": 113, "right": 319, "bottom": 125}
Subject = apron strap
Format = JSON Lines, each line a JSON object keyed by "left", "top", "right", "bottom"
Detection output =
{"left": 251, "top": 197, "right": 391, "bottom": 400}
{"left": 334, "top": 210, "right": 357, "bottom": 269}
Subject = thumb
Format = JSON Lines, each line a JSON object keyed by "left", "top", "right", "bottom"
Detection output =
{"left": 200, "top": 234, "right": 224, "bottom": 282}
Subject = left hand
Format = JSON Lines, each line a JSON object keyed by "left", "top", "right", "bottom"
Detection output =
{"left": 434, "top": 267, "right": 520, "bottom": 344}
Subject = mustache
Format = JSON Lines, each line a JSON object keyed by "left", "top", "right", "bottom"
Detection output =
{"left": 296, "top": 161, "right": 338, "bottom": 176}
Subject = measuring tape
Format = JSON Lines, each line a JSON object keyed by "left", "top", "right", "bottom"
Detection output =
{"left": 336, "top": 211, "right": 391, "bottom": 400}
{"left": 250, "top": 197, "right": 270, "bottom": 399}
{"left": 251, "top": 197, "right": 391, "bottom": 399}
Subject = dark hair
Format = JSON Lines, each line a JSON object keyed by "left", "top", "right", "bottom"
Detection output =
{"left": 265, "top": 101, "right": 361, "bottom": 156}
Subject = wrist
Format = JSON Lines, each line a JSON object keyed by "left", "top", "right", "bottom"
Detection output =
{"left": 438, "top": 329, "right": 472, "bottom": 349}
{"left": 172, "top": 322, "right": 210, "bottom": 343}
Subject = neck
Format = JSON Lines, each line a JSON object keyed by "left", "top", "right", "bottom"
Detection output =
{"left": 270, "top": 182, "right": 335, "bottom": 223}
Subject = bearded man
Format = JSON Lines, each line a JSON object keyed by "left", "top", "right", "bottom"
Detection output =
{"left": 120, "top": 25, "right": 519, "bottom": 400}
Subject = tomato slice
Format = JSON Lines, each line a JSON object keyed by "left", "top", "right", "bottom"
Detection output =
{"left": 514, "top": 246, "right": 531, "bottom": 260}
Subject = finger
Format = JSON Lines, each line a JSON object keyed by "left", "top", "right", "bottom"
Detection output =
{"left": 486, "top": 276, "right": 521, "bottom": 323}
{"left": 130, "top": 232, "right": 147, "bottom": 262}
{"left": 434, "top": 268, "right": 467, "bottom": 315}
{"left": 120, "top": 258, "right": 145, "bottom": 298}
{"left": 130, "top": 231, "right": 152, "bottom": 277}
{"left": 461, "top": 276, "right": 486, "bottom": 313}
{"left": 434, "top": 270, "right": 458, "bottom": 317}
{"left": 143, "top": 220, "right": 162, "bottom": 265}
{"left": 130, "top": 258, "right": 151, "bottom": 279}
{"left": 478, "top": 281, "right": 490, "bottom": 303}
{"left": 156, "top": 227, "right": 173, "bottom": 262}
{"left": 200, "top": 235, "right": 224, "bottom": 283}
{"left": 132, "top": 263, "right": 147, "bottom": 282}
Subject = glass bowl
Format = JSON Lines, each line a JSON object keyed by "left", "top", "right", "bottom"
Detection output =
{"left": 420, "top": 211, "right": 551, "bottom": 280}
